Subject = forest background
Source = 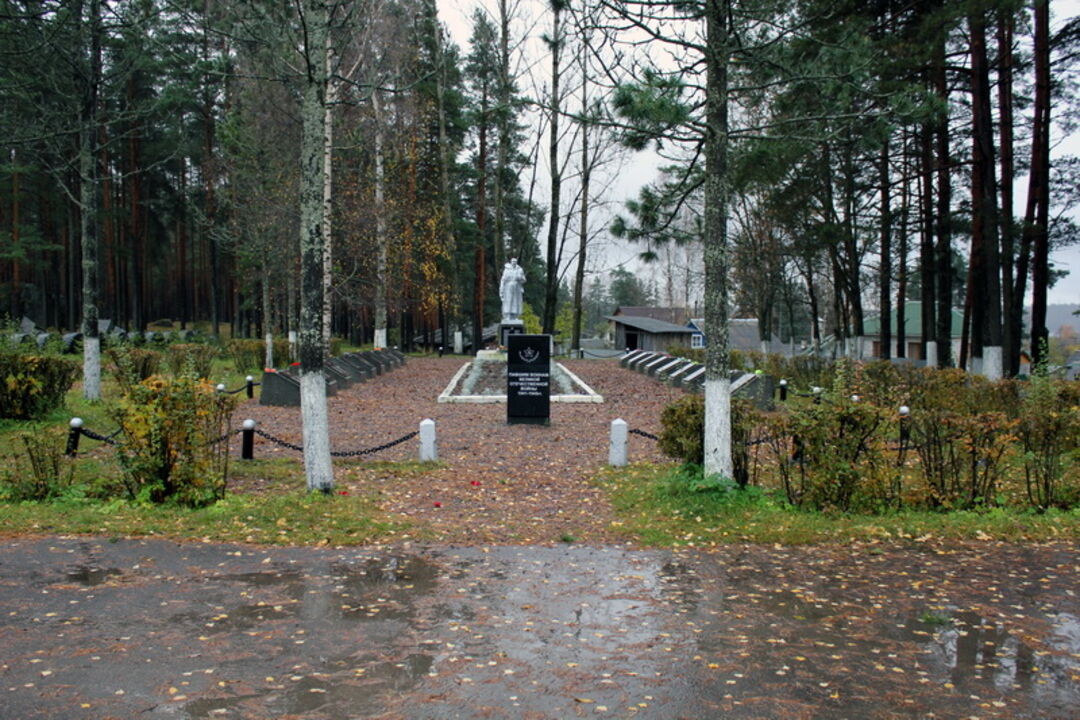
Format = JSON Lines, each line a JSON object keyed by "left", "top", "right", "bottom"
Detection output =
{"left": 2, "top": 0, "right": 1079, "bottom": 368}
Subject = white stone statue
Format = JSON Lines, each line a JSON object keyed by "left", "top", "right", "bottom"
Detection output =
{"left": 499, "top": 258, "right": 526, "bottom": 322}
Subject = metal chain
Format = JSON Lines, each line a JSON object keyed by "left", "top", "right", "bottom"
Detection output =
{"left": 79, "top": 427, "right": 121, "bottom": 446}
{"left": 219, "top": 381, "right": 261, "bottom": 395}
{"left": 330, "top": 430, "right": 418, "bottom": 457}
{"left": 203, "top": 428, "right": 242, "bottom": 447}
{"left": 629, "top": 428, "right": 659, "bottom": 441}
{"left": 252, "top": 427, "right": 418, "bottom": 457}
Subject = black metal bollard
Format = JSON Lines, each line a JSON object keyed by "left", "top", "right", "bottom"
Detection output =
{"left": 898, "top": 405, "right": 910, "bottom": 445}
{"left": 241, "top": 419, "right": 256, "bottom": 460}
{"left": 813, "top": 387, "right": 822, "bottom": 404}
{"left": 66, "top": 418, "right": 83, "bottom": 456}
{"left": 246, "top": 375, "right": 255, "bottom": 399}
{"left": 778, "top": 379, "right": 788, "bottom": 402}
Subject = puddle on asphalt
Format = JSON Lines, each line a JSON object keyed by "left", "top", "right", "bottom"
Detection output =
{"left": 65, "top": 565, "right": 122, "bottom": 586}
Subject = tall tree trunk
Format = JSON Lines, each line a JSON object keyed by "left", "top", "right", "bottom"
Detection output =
{"left": 703, "top": 0, "right": 732, "bottom": 479}
{"left": 492, "top": 0, "right": 512, "bottom": 287}
{"left": 298, "top": 0, "right": 333, "bottom": 492}
{"left": 970, "top": 9, "right": 1003, "bottom": 379}
{"left": 262, "top": 259, "right": 273, "bottom": 369}
{"left": 321, "top": 33, "right": 334, "bottom": 358}
{"left": 373, "top": 91, "right": 388, "bottom": 349}
{"left": 473, "top": 81, "right": 489, "bottom": 353}
{"left": 433, "top": 8, "right": 456, "bottom": 347}
{"left": 878, "top": 137, "right": 891, "bottom": 359}
{"left": 80, "top": 0, "right": 102, "bottom": 401}
{"left": 542, "top": 0, "right": 564, "bottom": 335}
{"left": 919, "top": 120, "right": 936, "bottom": 363}
{"left": 933, "top": 30, "right": 953, "bottom": 367}
{"left": 897, "top": 129, "right": 910, "bottom": 358}
{"left": 571, "top": 61, "right": 590, "bottom": 355}
{"left": 997, "top": 11, "right": 1017, "bottom": 375}
{"left": 1028, "top": 0, "right": 1051, "bottom": 368}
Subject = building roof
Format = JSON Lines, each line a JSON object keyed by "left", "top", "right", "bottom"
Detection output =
{"left": 862, "top": 301, "right": 964, "bottom": 338}
{"left": 607, "top": 315, "right": 695, "bottom": 335}
{"left": 612, "top": 306, "right": 690, "bottom": 324}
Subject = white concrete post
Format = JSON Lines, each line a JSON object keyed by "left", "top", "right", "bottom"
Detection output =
{"left": 419, "top": 418, "right": 437, "bottom": 462}
{"left": 609, "top": 418, "right": 628, "bottom": 467}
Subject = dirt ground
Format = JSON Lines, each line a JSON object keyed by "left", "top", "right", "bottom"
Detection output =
{"left": 240, "top": 356, "right": 676, "bottom": 544}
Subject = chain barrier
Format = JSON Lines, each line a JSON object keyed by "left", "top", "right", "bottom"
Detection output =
{"left": 629, "top": 428, "right": 659, "bottom": 441}
{"left": 203, "top": 429, "right": 242, "bottom": 447}
{"left": 252, "top": 427, "right": 419, "bottom": 457}
{"left": 79, "top": 426, "right": 121, "bottom": 446}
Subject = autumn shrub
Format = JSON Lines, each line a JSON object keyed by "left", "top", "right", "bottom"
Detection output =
{"left": 165, "top": 343, "right": 218, "bottom": 379}
{"left": 0, "top": 427, "right": 74, "bottom": 501}
{"left": 227, "top": 338, "right": 291, "bottom": 373}
{"left": 108, "top": 347, "right": 163, "bottom": 394}
{"left": 1015, "top": 375, "right": 1080, "bottom": 509}
{"left": 772, "top": 390, "right": 890, "bottom": 511}
{"left": 658, "top": 393, "right": 761, "bottom": 488}
{"left": 110, "top": 374, "right": 237, "bottom": 505}
{"left": 0, "top": 352, "right": 79, "bottom": 420}
{"left": 909, "top": 408, "right": 1015, "bottom": 510}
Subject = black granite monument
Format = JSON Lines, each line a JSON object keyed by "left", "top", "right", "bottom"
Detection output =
{"left": 507, "top": 334, "right": 550, "bottom": 425}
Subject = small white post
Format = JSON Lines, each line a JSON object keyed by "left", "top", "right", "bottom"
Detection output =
{"left": 419, "top": 418, "right": 437, "bottom": 462}
{"left": 609, "top": 418, "right": 628, "bottom": 467}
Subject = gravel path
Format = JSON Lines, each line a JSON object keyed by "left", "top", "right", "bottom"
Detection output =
{"left": 241, "top": 357, "right": 680, "bottom": 544}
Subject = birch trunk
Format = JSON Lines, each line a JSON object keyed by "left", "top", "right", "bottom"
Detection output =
{"left": 80, "top": 0, "right": 102, "bottom": 401}
{"left": 373, "top": 91, "right": 388, "bottom": 349}
{"left": 299, "top": 0, "right": 333, "bottom": 492}
{"left": 321, "top": 32, "right": 334, "bottom": 359}
{"left": 703, "top": 0, "right": 732, "bottom": 479}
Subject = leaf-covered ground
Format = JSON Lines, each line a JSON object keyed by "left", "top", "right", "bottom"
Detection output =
{"left": 240, "top": 356, "right": 675, "bottom": 544}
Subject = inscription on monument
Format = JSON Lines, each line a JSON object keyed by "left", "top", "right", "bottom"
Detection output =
{"left": 507, "top": 334, "right": 551, "bottom": 424}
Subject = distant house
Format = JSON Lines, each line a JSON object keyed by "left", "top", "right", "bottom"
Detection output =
{"left": 608, "top": 307, "right": 695, "bottom": 351}
{"left": 859, "top": 301, "right": 963, "bottom": 360}
{"left": 687, "top": 317, "right": 801, "bottom": 355}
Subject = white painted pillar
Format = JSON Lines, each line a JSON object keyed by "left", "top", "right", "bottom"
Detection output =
{"left": 453, "top": 330, "right": 463, "bottom": 355}
{"left": 609, "top": 418, "right": 628, "bottom": 467}
{"left": 419, "top": 418, "right": 437, "bottom": 462}
{"left": 924, "top": 340, "right": 938, "bottom": 368}
{"left": 983, "top": 346, "right": 1003, "bottom": 381}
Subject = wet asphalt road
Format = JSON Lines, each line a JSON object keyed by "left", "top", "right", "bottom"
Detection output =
{"left": 0, "top": 537, "right": 1077, "bottom": 719}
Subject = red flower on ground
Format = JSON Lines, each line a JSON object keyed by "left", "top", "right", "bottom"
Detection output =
{"left": 433, "top": 501, "right": 442, "bottom": 508}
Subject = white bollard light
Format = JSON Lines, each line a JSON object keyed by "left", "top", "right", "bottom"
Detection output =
{"left": 609, "top": 418, "right": 628, "bottom": 467}
{"left": 419, "top": 418, "right": 437, "bottom": 462}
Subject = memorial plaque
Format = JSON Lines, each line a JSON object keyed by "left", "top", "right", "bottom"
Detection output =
{"left": 507, "top": 334, "right": 550, "bottom": 425}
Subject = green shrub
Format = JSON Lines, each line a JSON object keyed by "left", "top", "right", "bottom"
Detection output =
{"left": 659, "top": 394, "right": 705, "bottom": 465}
{"left": 769, "top": 389, "right": 890, "bottom": 511}
{"left": 1016, "top": 376, "right": 1080, "bottom": 509}
{"left": 0, "top": 353, "right": 79, "bottom": 419}
{"left": 110, "top": 374, "right": 237, "bottom": 505}
{"left": 227, "top": 338, "right": 291, "bottom": 373}
{"left": 108, "top": 347, "right": 163, "bottom": 394}
{"left": 0, "top": 427, "right": 74, "bottom": 501}
{"left": 910, "top": 409, "right": 1015, "bottom": 510}
{"left": 165, "top": 343, "right": 218, "bottom": 379}
{"left": 658, "top": 393, "right": 760, "bottom": 487}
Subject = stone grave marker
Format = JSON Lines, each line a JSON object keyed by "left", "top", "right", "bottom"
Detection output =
{"left": 507, "top": 334, "right": 550, "bottom": 425}
{"left": 340, "top": 353, "right": 375, "bottom": 380}
{"left": 61, "top": 332, "right": 82, "bottom": 353}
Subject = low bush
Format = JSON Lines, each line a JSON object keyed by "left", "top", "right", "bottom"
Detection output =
{"left": 110, "top": 374, "right": 238, "bottom": 505}
{"left": 108, "top": 347, "right": 162, "bottom": 394}
{"left": 165, "top": 343, "right": 218, "bottom": 379}
{"left": 0, "top": 352, "right": 79, "bottom": 419}
{"left": 658, "top": 393, "right": 760, "bottom": 487}
{"left": 227, "top": 338, "right": 291, "bottom": 373}
{"left": 0, "top": 427, "right": 74, "bottom": 500}
{"left": 1016, "top": 375, "right": 1080, "bottom": 509}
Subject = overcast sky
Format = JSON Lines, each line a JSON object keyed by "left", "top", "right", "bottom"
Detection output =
{"left": 439, "top": 0, "right": 1080, "bottom": 308}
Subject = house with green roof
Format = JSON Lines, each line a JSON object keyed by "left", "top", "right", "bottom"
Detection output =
{"left": 858, "top": 301, "right": 964, "bottom": 361}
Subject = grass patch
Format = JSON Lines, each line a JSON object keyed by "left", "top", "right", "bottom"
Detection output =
{"left": 596, "top": 464, "right": 1080, "bottom": 547}
{"left": 0, "top": 490, "right": 408, "bottom": 545}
